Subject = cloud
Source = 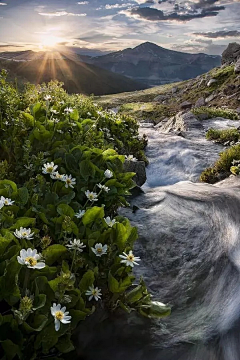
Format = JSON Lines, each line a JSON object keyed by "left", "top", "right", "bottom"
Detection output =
{"left": 122, "top": 6, "right": 225, "bottom": 22}
{"left": 194, "top": 30, "right": 240, "bottom": 38}
{"left": 105, "top": 3, "right": 133, "bottom": 9}
{"left": 38, "top": 11, "right": 87, "bottom": 17}
{"left": 171, "top": 42, "right": 227, "bottom": 55}
{"left": 77, "top": 1, "right": 89, "bottom": 4}
{"left": 0, "top": 2, "right": 7, "bottom": 5}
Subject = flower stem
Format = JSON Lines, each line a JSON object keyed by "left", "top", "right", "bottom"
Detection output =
{"left": 23, "top": 267, "right": 30, "bottom": 294}
{"left": 70, "top": 249, "right": 77, "bottom": 273}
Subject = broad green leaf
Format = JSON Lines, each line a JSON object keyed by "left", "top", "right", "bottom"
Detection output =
{"left": 42, "top": 245, "right": 67, "bottom": 266}
{"left": 24, "top": 314, "right": 48, "bottom": 332}
{"left": 69, "top": 309, "right": 86, "bottom": 328}
{"left": 56, "top": 334, "right": 75, "bottom": 353}
{"left": 79, "top": 270, "right": 94, "bottom": 292}
{"left": 10, "top": 217, "right": 36, "bottom": 230}
{"left": 108, "top": 272, "right": 119, "bottom": 293}
{"left": 18, "top": 187, "right": 29, "bottom": 205}
{"left": 0, "top": 339, "right": 21, "bottom": 360}
{"left": 125, "top": 285, "right": 143, "bottom": 304}
{"left": 57, "top": 204, "right": 75, "bottom": 218}
{"left": 82, "top": 207, "right": 104, "bottom": 226}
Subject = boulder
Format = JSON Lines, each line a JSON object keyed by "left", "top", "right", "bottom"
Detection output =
{"left": 207, "top": 79, "right": 217, "bottom": 87}
{"left": 195, "top": 97, "right": 205, "bottom": 107}
{"left": 172, "top": 87, "right": 178, "bottom": 94}
{"left": 124, "top": 160, "right": 146, "bottom": 187}
{"left": 222, "top": 42, "right": 240, "bottom": 65}
{"left": 153, "top": 94, "right": 168, "bottom": 102}
{"left": 205, "top": 93, "right": 216, "bottom": 103}
{"left": 235, "top": 59, "right": 240, "bottom": 74}
{"left": 180, "top": 101, "right": 192, "bottom": 110}
{"left": 159, "top": 111, "right": 204, "bottom": 135}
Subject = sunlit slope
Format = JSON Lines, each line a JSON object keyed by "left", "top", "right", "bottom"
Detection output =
{"left": 0, "top": 58, "right": 147, "bottom": 95}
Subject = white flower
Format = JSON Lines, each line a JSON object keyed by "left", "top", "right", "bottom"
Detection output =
{"left": 42, "top": 162, "right": 58, "bottom": 175}
{"left": 85, "top": 190, "right": 98, "bottom": 202}
{"left": 50, "top": 109, "right": 59, "bottom": 114}
{"left": 51, "top": 303, "right": 71, "bottom": 331}
{"left": 91, "top": 243, "right": 108, "bottom": 257}
{"left": 75, "top": 210, "right": 85, "bottom": 219}
{"left": 0, "top": 196, "right": 14, "bottom": 207}
{"left": 87, "top": 112, "right": 92, "bottom": 116}
{"left": 119, "top": 250, "right": 141, "bottom": 268}
{"left": 14, "top": 227, "right": 34, "bottom": 240}
{"left": 85, "top": 286, "right": 102, "bottom": 301}
{"left": 63, "top": 174, "right": 76, "bottom": 189}
{"left": 17, "top": 248, "right": 45, "bottom": 269}
{"left": 104, "top": 169, "right": 113, "bottom": 178}
{"left": 64, "top": 107, "right": 73, "bottom": 114}
{"left": 52, "top": 118, "right": 60, "bottom": 123}
{"left": 66, "top": 239, "right": 86, "bottom": 252}
{"left": 104, "top": 217, "right": 116, "bottom": 228}
{"left": 125, "top": 155, "right": 137, "bottom": 162}
{"left": 44, "top": 95, "right": 51, "bottom": 101}
{"left": 50, "top": 171, "right": 65, "bottom": 180}
{"left": 97, "top": 184, "right": 110, "bottom": 193}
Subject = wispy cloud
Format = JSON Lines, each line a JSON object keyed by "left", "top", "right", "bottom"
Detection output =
{"left": 77, "top": 1, "right": 89, "bottom": 4}
{"left": 39, "top": 11, "right": 87, "bottom": 17}
{"left": 194, "top": 30, "right": 240, "bottom": 38}
{"left": 105, "top": 3, "right": 132, "bottom": 10}
{"left": 0, "top": 2, "right": 7, "bottom": 5}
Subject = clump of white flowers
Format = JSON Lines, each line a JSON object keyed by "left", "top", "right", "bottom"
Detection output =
{"left": 64, "top": 107, "right": 73, "bottom": 115}
{"left": 85, "top": 190, "right": 98, "bottom": 202}
{"left": 119, "top": 250, "right": 141, "bottom": 268}
{"left": 42, "top": 162, "right": 76, "bottom": 188}
{"left": 66, "top": 239, "right": 86, "bottom": 252}
{"left": 85, "top": 286, "right": 102, "bottom": 301}
{"left": 50, "top": 171, "right": 65, "bottom": 180}
{"left": 17, "top": 248, "right": 45, "bottom": 269}
{"left": 104, "top": 169, "right": 113, "bottom": 178}
{"left": 51, "top": 303, "right": 71, "bottom": 331}
{"left": 0, "top": 196, "right": 14, "bottom": 209}
{"left": 125, "top": 155, "right": 137, "bottom": 162}
{"left": 91, "top": 243, "right": 108, "bottom": 257}
{"left": 14, "top": 227, "right": 34, "bottom": 240}
{"left": 104, "top": 217, "right": 117, "bottom": 228}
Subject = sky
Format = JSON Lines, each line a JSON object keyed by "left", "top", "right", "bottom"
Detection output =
{"left": 0, "top": 0, "right": 239, "bottom": 55}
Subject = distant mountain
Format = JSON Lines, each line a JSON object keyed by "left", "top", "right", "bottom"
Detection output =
{"left": 0, "top": 57, "right": 147, "bottom": 95}
{"left": 86, "top": 42, "right": 221, "bottom": 86}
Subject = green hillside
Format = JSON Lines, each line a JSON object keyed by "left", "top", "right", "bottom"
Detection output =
{"left": 0, "top": 58, "right": 147, "bottom": 96}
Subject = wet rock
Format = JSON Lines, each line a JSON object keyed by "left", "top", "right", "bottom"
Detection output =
{"left": 236, "top": 108, "right": 240, "bottom": 114}
{"left": 124, "top": 160, "right": 147, "bottom": 187}
{"left": 159, "top": 111, "right": 203, "bottom": 135}
{"left": 235, "top": 59, "right": 240, "bottom": 74}
{"left": 180, "top": 101, "right": 192, "bottom": 110}
{"left": 222, "top": 42, "right": 240, "bottom": 65}
{"left": 195, "top": 97, "right": 205, "bottom": 107}
{"left": 207, "top": 79, "right": 217, "bottom": 87}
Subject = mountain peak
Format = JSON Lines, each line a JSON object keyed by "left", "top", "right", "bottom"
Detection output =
{"left": 134, "top": 42, "right": 163, "bottom": 51}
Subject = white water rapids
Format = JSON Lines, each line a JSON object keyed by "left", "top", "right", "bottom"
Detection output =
{"left": 79, "top": 113, "right": 240, "bottom": 360}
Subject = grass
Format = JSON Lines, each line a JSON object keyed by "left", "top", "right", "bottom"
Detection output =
{"left": 193, "top": 106, "right": 239, "bottom": 120}
{"left": 118, "top": 102, "right": 174, "bottom": 123}
{"left": 206, "top": 128, "right": 240, "bottom": 144}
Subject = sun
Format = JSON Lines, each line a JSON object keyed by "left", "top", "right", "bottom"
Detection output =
{"left": 39, "top": 35, "right": 64, "bottom": 50}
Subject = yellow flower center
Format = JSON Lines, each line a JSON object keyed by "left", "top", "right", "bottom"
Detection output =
{"left": 25, "top": 257, "right": 37, "bottom": 267}
{"left": 92, "top": 290, "right": 97, "bottom": 296}
{"left": 66, "top": 179, "right": 71, "bottom": 184}
{"left": 22, "top": 232, "right": 27, "bottom": 236}
{"left": 97, "top": 248, "right": 102, "bottom": 253}
{"left": 4, "top": 200, "right": 8, "bottom": 205}
{"left": 127, "top": 255, "right": 134, "bottom": 262}
{"left": 47, "top": 167, "right": 53, "bottom": 173}
{"left": 55, "top": 311, "right": 64, "bottom": 320}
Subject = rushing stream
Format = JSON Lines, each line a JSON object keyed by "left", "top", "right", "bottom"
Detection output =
{"left": 79, "top": 112, "right": 240, "bottom": 360}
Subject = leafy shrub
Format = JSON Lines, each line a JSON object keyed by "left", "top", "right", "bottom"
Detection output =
{"left": 200, "top": 144, "right": 240, "bottom": 183}
{"left": 206, "top": 128, "right": 240, "bottom": 144}
{"left": 193, "top": 106, "right": 239, "bottom": 120}
{"left": 0, "top": 70, "right": 170, "bottom": 359}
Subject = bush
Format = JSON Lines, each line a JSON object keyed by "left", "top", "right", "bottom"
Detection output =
{"left": 193, "top": 106, "right": 239, "bottom": 120}
{"left": 200, "top": 144, "right": 240, "bottom": 183}
{"left": 0, "top": 70, "right": 170, "bottom": 359}
{"left": 206, "top": 128, "right": 240, "bottom": 144}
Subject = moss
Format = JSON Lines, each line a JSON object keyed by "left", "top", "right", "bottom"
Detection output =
{"left": 193, "top": 106, "right": 239, "bottom": 120}
{"left": 118, "top": 102, "right": 173, "bottom": 122}
{"left": 206, "top": 128, "right": 240, "bottom": 144}
{"left": 200, "top": 167, "right": 219, "bottom": 184}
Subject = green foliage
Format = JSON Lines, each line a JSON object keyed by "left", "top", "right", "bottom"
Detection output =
{"left": 0, "top": 71, "right": 169, "bottom": 359}
{"left": 193, "top": 106, "right": 239, "bottom": 120}
{"left": 206, "top": 128, "right": 240, "bottom": 144}
{"left": 200, "top": 144, "right": 240, "bottom": 183}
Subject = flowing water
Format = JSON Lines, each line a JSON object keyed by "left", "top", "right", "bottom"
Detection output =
{"left": 79, "top": 113, "right": 240, "bottom": 360}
